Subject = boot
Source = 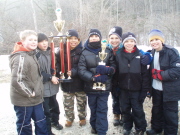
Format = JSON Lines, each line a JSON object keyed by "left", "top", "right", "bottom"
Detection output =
{"left": 123, "top": 130, "right": 131, "bottom": 135}
{"left": 91, "top": 128, "right": 97, "bottom": 134}
{"left": 146, "top": 129, "right": 162, "bottom": 135}
{"left": 65, "top": 120, "right": 73, "bottom": 127}
{"left": 113, "top": 114, "right": 120, "bottom": 126}
{"left": 119, "top": 114, "right": 124, "bottom": 126}
{"left": 51, "top": 122, "right": 63, "bottom": 130}
{"left": 79, "top": 119, "right": 86, "bottom": 126}
{"left": 133, "top": 130, "right": 145, "bottom": 135}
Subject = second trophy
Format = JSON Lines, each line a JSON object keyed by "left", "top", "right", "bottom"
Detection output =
{"left": 93, "top": 40, "right": 108, "bottom": 90}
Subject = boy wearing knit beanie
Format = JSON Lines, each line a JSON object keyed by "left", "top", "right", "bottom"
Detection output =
{"left": 37, "top": 33, "right": 63, "bottom": 135}
{"left": 78, "top": 28, "right": 116, "bottom": 135}
{"left": 107, "top": 26, "right": 124, "bottom": 127}
{"left": 146, "top": 29, "right": 180, "bottom": 135}
{"left": 116, "top": 32, "right": 151, "bottom": 135}
{"left": 56, "top": 29, "right": 87, "bottom": 127}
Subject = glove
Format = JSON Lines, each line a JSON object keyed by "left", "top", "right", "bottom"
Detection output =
{"left": 152, "top": 69, "right": 163, "bottom": 81}
{"left": 94, "top": 74, "right": 108, "bottom": 83}
{"left": 139, "top": 91, "right": 147, "bottom": 103}
{"left": 50, "top": 68, "right": 55, "bottom": 75}
{"left": 96, "top": 65, "right": 115, "bottom": 75}
{"left": 141, "top": 54, "right": 151, "bottom": 65}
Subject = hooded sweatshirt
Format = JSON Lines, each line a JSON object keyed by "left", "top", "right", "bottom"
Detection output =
{"left": 9, "top": 42, "right": 44, "bottom": 106}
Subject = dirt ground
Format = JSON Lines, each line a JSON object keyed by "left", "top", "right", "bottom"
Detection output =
{"left": 0, "top": 55, "right": 179, "bottom": 135}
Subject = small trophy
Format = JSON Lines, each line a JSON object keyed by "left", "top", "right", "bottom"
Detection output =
{"left": 93, "top": 40, "right": 108, "bottom": 90}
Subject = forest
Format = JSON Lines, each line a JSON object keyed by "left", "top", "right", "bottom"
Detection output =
{"left": 0, "top": 0, "right": 180, "bottom": 54}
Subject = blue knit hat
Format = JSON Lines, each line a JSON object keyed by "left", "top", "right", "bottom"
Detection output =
{"left": 148, "top": 29, "right": 165, "bottom": 43}
{"left": 88, "top": 29, "right": 102, "bottom": 40}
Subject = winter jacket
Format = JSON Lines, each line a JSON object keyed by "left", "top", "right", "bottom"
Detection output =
{"left": 78, "top": 41, "right": 116, "bottom": 93}
{"left": 116, "top": 46, "right": 151, "bottom": 92}
{"left": 150, "top": 44, "right": 180, "bottom": 101}
{"left": 36, "top": 47, "right": 59, "bottom": 97}
{"left": 56, "top": 42, "right": 84, "bottom": 93}
{"left": 9, "top": 42, "right": 44, "bottom": 106}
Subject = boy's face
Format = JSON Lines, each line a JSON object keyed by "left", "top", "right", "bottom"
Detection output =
{"left": 124, "top": 39, "right": 136, "bottom": 52}
{"left": 69, "top": 36, "right": 79, "bottom": 50}
{"left": 38, "top": 40, "right": 48, "bottom": 51}
{"left": 89, "top": 35, "right": 100, "bottom": 42}
{"left": 150, "top": 39, "right": 163, "bottom": 51}
{"left": 109, "top": 34, "right": 121, "bottom": 48}
{"left": 22, "top": 35, "right": 37, "bottom": 51}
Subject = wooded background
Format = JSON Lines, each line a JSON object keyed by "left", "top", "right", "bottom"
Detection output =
{"left": 0, "top": 0, "right": 180, "bottom": 54}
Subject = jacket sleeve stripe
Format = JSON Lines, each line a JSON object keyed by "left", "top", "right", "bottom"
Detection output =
{"left": 17, "top": 55, "right": 32, "bottom": 97}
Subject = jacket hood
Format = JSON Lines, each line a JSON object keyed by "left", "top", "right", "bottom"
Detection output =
{"left": 12, "top": 42, "right": 30, "bottom": 54}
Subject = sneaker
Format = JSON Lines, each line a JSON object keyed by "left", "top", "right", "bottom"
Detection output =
{"left": 65, "top": 120, "right": 73, "bottom": 127}
{"left": 123, "top": 130, "right": 131, "bottom": 135}
{"left": 113, "top": 114, "right": 120, "bottom": 126}
{"left": 133, "top": 130, "right": 145, "bottom": 135}
{"left": 51, "top": 123, "right": 63, "bottom": 130}
{"left": 91, "top": 128, "right": 97, "bottom": 134}
{"left": 146, "top": 129, "right": 162, "bottom": 135}
{"left": 79, "top": 119, "right": 86, "bottom": 126}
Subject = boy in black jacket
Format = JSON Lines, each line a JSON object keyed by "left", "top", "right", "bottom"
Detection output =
{"left": 56, "top": 29, "right": 87, "bottom": 127}
{"left": 116, "top": 32, "right": 151, "bottom": 135}
{"left": 78, "top": 29, "right": 116, "bottom": 135}
{"left": 146, "top": 29, "right": 180, "bottom": 135}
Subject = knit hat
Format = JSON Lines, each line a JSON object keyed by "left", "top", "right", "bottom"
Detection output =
{"left": 66, "top": 29, "right": 79, "bottom": 38}
{"left": 148, "top": 29, "right": 165, "bottom": 43}
{"left": 122, "top": 32, "right": 137, "bottom": 44}
{"left": 88, "top": 29, "right": 102, "bottom": 40}
{"left": 108, "top": 26, "right": 122, "bottom": 39}
{"left": 38, "top": 33, "right": 48, "bottom": 43}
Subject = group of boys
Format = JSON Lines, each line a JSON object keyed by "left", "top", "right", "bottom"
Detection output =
{"left": 9, "top": 28, "right": 180, "bottom": 135}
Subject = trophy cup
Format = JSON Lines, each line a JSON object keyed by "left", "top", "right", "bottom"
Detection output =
{"left": 93, "top": 40, "right": 108, "bottom": 90}
{"left": 53, "top": 8, "right": 65, "bottom": 36}
{"left": 49, "top": 8, "right": 72, "bottom": 83}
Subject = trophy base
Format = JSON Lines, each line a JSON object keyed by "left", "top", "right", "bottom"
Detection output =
{"left": 58, "top": 78, "right": 73, "bottom": 83}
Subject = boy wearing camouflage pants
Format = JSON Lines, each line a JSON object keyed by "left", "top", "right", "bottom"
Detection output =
{"left": 56, "top": 29, "right": 86, "bottom": 127}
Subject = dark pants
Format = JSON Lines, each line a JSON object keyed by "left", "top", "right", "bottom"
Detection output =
{"left": 151, "top": 89, "right": 179, "bottom": 135}
{"left": 87, "top": 92, "right": 109, "bottom": 135}
{"left": 112, "top": 86, "right": 121, "bottom": 114}
{"left": 120, "top": 90, "right": 147, "bottom": 131}
{"left": 43, "top": 94, "right": 60, "bottom": 134}
{"left": 14, "top": 103, "right": 48, "bottom": 135}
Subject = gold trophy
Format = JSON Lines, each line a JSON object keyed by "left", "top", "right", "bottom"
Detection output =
{"left": 50, "top": 8, "right": 72, "bottom": 83}
{"left": 93, "top": 40, "right": 108, "bottom": 90}
{"left": 53, "top": 8, "right": 65, "bottom": 36}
